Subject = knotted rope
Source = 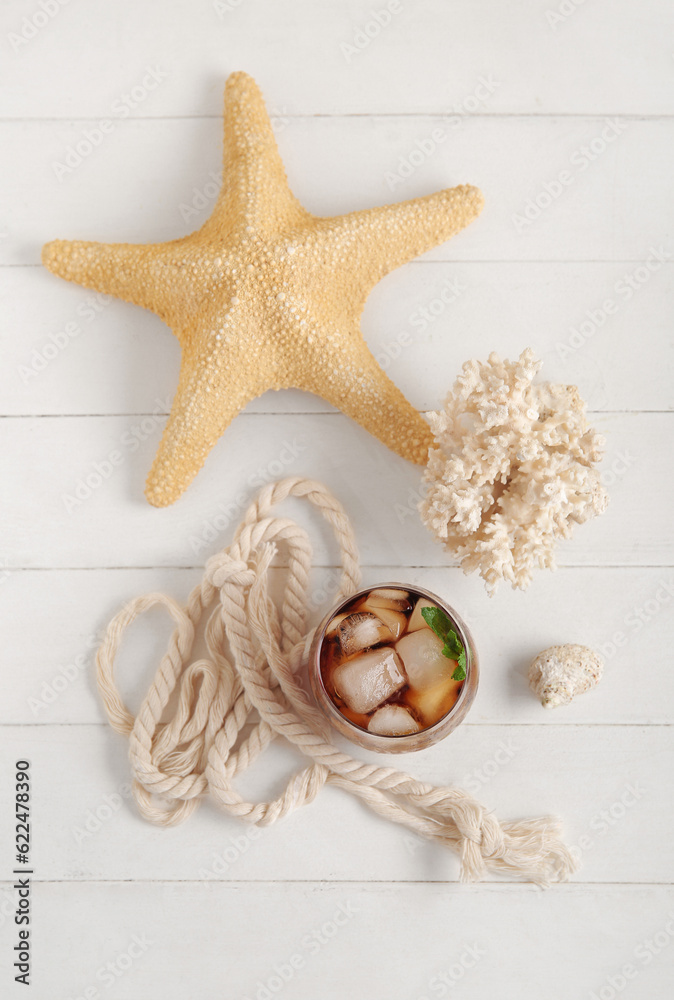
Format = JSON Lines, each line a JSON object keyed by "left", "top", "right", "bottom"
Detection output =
{"left": 96, "top": 476, "right": 577, "bottom": 885}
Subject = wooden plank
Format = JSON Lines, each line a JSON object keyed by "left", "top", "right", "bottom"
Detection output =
{"left": 2, "top": 116, "right": 672, "bottom": 266}
{"left": 3, "top": 260, "right": 672, "bottom": 416}
{"left": 1, "top": 882, "right": 672, "bottom": 999}
{"left": 0, "top": 724, "right": 671, "bottom": 885}
{"left": 2, "top": 4, "right": 671, "bottom": 999}
{"left": 2, "top": 0, "right": 673, "bottom": 117}
{"left": 0, "top": 412, "right": 670, "bottom": 569}
{"left": 2, "top": 566, "right": 673, "bottom": 727}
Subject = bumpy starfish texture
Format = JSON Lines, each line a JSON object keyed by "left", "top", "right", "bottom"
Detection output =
{"left": 42, "top": 72, "right": 483, "bottom": 507}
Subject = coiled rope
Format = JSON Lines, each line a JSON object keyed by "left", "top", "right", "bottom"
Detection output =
{"left": 96, "top": 476, "right": 577, "bottom": 885}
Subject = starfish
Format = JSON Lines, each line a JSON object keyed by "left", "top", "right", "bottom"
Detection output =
{"left": 42, "top": 72, "right": 483, "bottom": 507}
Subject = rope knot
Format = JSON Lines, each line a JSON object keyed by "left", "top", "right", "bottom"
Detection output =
{"left": 205, "top": 552, "right": 253, "bottom": 589}
{"left": 474, "top": 813, "right": 507, "bottom": 860}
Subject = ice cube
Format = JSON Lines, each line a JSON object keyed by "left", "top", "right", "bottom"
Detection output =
{"left": 374, "top": 607, "right": 407, "bottom": 639}
{"left": 336, "top": 612, "right": 393, "bottom": 657}
{"left": 395, "top": 629, "right": 457, "bottom": 690}
{"left": 365, "top": 588, "right": 411, "bottom": 612}
{"left": 407, "top": 598, "right": 437, "bottom": 632}
{"left": 407, "top": 678, "right": 462, "bottom": 728}
{"left": 333, "top": 647, "right": 406, "bottom": 714}
{"left": 325, "top": 613, "right": 349, "bottom": 637}
{"left": 358, "top": 599, "right": 407, "bottom": 640}
{"left": 368, "top": 704, "right": 421, "bottom": 736}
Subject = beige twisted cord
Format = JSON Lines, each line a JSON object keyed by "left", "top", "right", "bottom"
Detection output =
{"left": 96, "top": 476, "right": 577, "bottom": 885}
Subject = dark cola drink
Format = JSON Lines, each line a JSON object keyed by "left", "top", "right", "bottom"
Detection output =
{"left": 313, "top": 585, "right": 477, "bottom": 751}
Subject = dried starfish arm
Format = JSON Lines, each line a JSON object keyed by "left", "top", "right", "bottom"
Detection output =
{"left": 300, "top": 330, "right": 434, "bottom": 465}
{"left": 317, "top": 185, "right": 484, "bottom": 283}
{"left": 206, "top": 71, "right": 306, "bottom": 232}
{"left": 146, "top": 337, "right": 268, "bottom": 507}
{"left": 41, "top": 239, "right": 200, "bottom": 332}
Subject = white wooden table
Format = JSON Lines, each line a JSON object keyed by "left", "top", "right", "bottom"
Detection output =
{"left": 1, "top": 1, "right": 673, "bottom": 996}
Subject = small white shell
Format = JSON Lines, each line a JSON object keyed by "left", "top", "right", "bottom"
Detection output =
{"left": 528, "top": 644, "right": 604, "bottom": 709}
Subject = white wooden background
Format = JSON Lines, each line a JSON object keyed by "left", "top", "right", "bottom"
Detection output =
{"left": 1, "top": 1, "right": 673, "bottom": 997}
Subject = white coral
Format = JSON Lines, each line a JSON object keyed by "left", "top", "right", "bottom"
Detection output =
{"left": 419, "top": 349, "right": 608, "bottom": 594}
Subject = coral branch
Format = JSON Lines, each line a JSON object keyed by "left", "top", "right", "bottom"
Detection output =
{"left": 419, "top": 349, "right": 609, "bottom": 593}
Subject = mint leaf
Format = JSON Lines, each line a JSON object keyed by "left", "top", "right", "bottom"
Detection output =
{"left": 443, "top": 632, "right": 462, "bottom": 659}
{"left": 421, "top": 603, "right": 467, "bottom": 676}
{"left": 421, "top": 605, "right": 453, "bottom": 639}
{"left": 452, "top": 648, "right": 467, "bottom": 680}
